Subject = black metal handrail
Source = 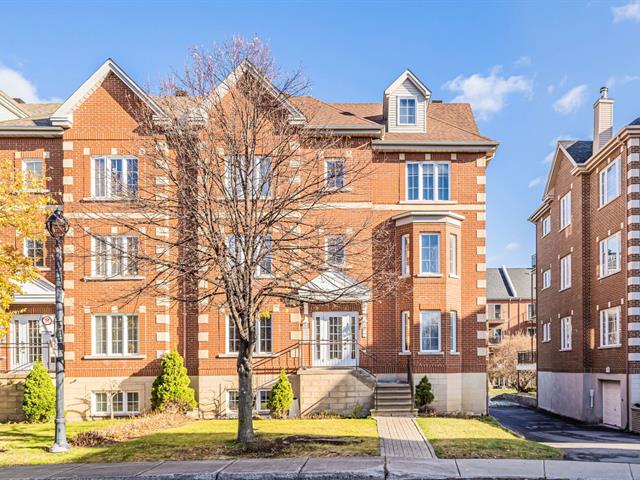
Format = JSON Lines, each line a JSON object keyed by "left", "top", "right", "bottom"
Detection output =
{"left": 0, "top": 342, "right": 56, "bottom": 372}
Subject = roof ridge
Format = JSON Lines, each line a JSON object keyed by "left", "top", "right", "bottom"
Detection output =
{"left": 500, "top": 266, "right": 518, "bottom": 297}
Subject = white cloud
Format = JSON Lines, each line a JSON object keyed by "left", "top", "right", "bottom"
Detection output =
{"left": 442, "top": 66, "right": 533, "bottom": 120}
{"left": 0, "top": 63, "right": 55, "bottom": 103}
{"left": 528, "top": 176, "right": 542, "bottom": 188}
{"left": 547, "top": 75, "right": 568, "bottom": 95}
{"left": 613, "top": 2, "right": 640, "bottom": 22}
{"left": 606, "top": 74, "right": 640, "bottom": 88}
{"left": 505, "top": 242, "right": 520, "bottom": 252}
{"left": 514, "top": 56, "right": 532, "bottom": 67}
{"left": 553, "top": 85, "right": 588, "bottom": 114}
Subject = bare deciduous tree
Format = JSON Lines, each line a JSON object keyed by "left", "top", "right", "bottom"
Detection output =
{"left": 487, "top": 333, "right": 536, "bottom": 392}
{"left": 81, "top": 37, "right": 397, "bottom": 442}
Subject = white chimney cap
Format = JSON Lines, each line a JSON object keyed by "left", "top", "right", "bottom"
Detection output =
{"left": 600, "top": 86, "right": 609, "bottom": 99}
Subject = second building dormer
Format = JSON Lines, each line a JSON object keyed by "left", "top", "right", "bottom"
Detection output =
{"left": 383, "top": 69, "right": 431, "bottom": 133}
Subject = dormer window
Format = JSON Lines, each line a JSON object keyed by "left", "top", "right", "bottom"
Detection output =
{"left": 398, "top": 97, "right": 416, "bottom": 125}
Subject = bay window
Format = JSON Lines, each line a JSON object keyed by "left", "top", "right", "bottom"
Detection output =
{"left": 419, "top": 233, "right": 440, "bottom": 274}
{"left": 420, "top": 310, "right": 441, "bottom": 352}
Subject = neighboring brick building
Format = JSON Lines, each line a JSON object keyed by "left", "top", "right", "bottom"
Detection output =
{"left": 0, "top": 59, "right": 497, "bottom": 420}
{"left": 486, "top": 266, "right": 536, "bottom": 347}
{"left": 530, "top": 87, "right": 640, "bottom": 429}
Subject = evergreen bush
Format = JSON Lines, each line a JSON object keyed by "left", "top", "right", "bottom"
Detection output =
{"left": 22, "top": 359, "right": 55, "bottom": 423}
{"left": 415, "top": 376, "right": 435, "bottom": 411}
{"left": 151, "top": 350, "right": 197, "bottom": 412}
{"left": 267, "top": 370, "right": 294, "bottom": 418}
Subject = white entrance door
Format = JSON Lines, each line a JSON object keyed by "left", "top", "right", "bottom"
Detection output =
{"left": 602, "top": 381, "right": 622, "bottom": 428}
{"left": 312, "top": 312, "right": 358, "bottom": 367}
{"left": 11, "top": 315, "right": 50, "bottom": 371}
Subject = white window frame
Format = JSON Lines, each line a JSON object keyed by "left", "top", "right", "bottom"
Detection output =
{"left": 419, "top": 233, "right": 440, "bottom": 275}
{"left": 405, "top": 161, "right": 451, "bottom": 202}
{"left": 324, "top": 158, "right": 346, "bottom": 190}
{"left": 227, "top": 390, "right": 239, "bottom": 414}
{"left": 419, "top": 310, "right": 441, "bottom": 353}
{"left": 542, "top": 322, "right": 551, "bottom": 343}
{"left": 226, "top": 315, "right": 240, "bottom": 354}
{"left": 401, "top": 310, "right": 409, "bottom": 353}
{"left": 599, "top": 231, "right": 621, "bottom": 278}
{"left": 493, "top": 304, "right": 502, "bottom": 320}
{"left": 224, "top": 155, "right": 272, "bottom": 199}
{"left": 256, "top": 235, "right": 273, "bottom": 277}
{"left": 542, "top": 215, "right": 551, "bottom": 237}
{"left": 600, "top": 306, "right": 621, "bottom": 348}
{"left": 560, "top": 316, "right": 572, "bottom": 351}
{"left": 559, "top": 192, "right": 571, "bottom": 230}
{"left": 24, "top": 238, "right": 44, "bottom": 268}
{"left": 91, "top": 235, "right": 139, "bottom": 278}
{"left": 397, "top": 96, "right": 417, "bottom": 125}
{"left": 92, "top": 391, "right": 140, "bottom": 416}
{"left": 528, "top": 303, "right": 535, "bottom": 319}
{"left": 325, "top": 235, "right": 346, "bottom": 266}
{"left": 450, "top": 311, "right": 458, "bottom": 353}
{"left": 400, "top": 234, "right": 410, "bottom": 277}
{"left": 542, "top": 269, "right": 551, "bottom": 290}
{"left": 599, "top": 158, "right": 621, "bottom": 207}
{"left": 560, "top": 254, "right": 571, "bottom": 291}
{"left": 227, "top": 389, "right": 270, "bottom": 415}
{"left": 91, "top": 155, "right": 138, "bottom": 199}
{"left": 22, "top": 158, "right": 43, "bottom": 179}
{"left": 449, "top": 233, "right": 458, "bottom": 277}
{"left": 91, "top": 314, "right": 139, "bottom": 356}
{"left": 256, "top": 314, "right": 273, "bottom": 354}
{"left": 256, "top": 389, "right": 270, "bottom": 414}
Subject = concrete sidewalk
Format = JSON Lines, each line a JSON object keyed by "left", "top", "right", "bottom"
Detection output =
{"left": 3, "top": 457, "right": 640, "bottom": 480}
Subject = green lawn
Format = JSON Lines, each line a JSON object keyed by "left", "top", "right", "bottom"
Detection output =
{"left": 489, "top": 387, "right": 517, "bottom": 398}
{"left": 0, "top": 418, "right": 379, "bottom": 466}
{"left": 416, "top": 416, "right": 562, "bottom": 460}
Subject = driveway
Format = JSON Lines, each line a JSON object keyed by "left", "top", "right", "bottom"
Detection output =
{"left": 491, "top": 404, "right": 640, "bottom": 463}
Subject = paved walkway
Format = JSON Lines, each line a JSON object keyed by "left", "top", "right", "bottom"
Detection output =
{"left": 4, "top": 457, "right": 640, "bottom": 479}
{"left": 375, "top": 416, "right": 435, "bottom": 458}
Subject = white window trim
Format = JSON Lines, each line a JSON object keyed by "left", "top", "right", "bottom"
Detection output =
{"left": 560, "top": 316, "right": 572, "bottom": 351}
{"left": 256, "top": 389, "right": 270, "bottom": 414}
{"left": 542, "top": 269, "right": 551, "bottom": 290}
{"left": 91, "top": 155, "right": 138, "bottom": 199}
{"left": 400, "top": 234, "right": 410, "bottom": 277}
{"left": 419, "top": 233, "right": 440, "bottom": 275}
{"left": 599, "top": 231, "right": 621, "bottom": 278}
{"left": 401, "top": 310, "right": 409, "bottom": 353}
{"left": 450, "top": 311, "right": 458, "bottom": 353}
{"left": 91, "top": 314, "right": 139, "bottom": 357}
{"left": 599, "top": 306, "right": 621, "bottom": 348}
{"left": 397, "top": 96, "right": 417, "bottom": 125}
{"left": 224, "top": 155, "right": 272, "bottom": 199}
{"left": 225, "top": 315, "right": 238, "bottom": 354}
{"left": 255, "top": 235, "right": 273, "bottom": 277}
{"left": 541, "top": 215, "right": 551, "bottom": 238}
{"left": 599, "top": 158, "right": 621, "bottom": 208}
{"left": 405, "top": 161, "right": 451, "bottom": 202}
{"left": 419, "top": 310, "right": 441, "bottom": 353}
{"left": 226, "top": 389, "right": 270, "bottom": 415}
{"left": 24, "top": 238, "right": 45, "bottom": 268}
{"left": 91, "top": 391, "right": 140, "bottom": 417}
{"left": 542, "top": 322, "right": 551, "bottom": 343}
{"left": 255, "top": 315, "right": 273, "bottom": 354}
{"left": 559, "top": 254, "right": 572, "bottom": 291}
{"left": 91, "top": 235, "right": 139, "bottom": 278}
{"left": 559, "top": 192, "right": 571, "bottom": 231}
{"left": 226, "top": 389, "right": 239, "bottom": 414}
{"left": 449, "top": 233, "right": 458, "bottom": 277}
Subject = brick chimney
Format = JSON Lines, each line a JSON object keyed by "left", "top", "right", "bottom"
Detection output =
{"left": 593, "top": 86, "right": 614, "bottom": 154}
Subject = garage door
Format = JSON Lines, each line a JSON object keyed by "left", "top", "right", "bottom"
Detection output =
{"left": 602, "top": 381, "right": 622, "bottom": 428}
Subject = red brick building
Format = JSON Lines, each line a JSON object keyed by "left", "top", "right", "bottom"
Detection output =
{"left": 530, "top": 87, "right": 640, "bottom": 429}
{"left": 0, "top": 59, "right": 497, "bottom": 420}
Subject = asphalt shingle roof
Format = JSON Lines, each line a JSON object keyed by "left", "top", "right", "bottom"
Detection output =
{"left": 487, "top": 267, "right": 535, "bottom": 300}
{"left": 559, "top": 140, "right": 593, "bottom": 164}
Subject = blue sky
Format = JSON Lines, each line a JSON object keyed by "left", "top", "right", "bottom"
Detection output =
{"left": 2, "top": 0, "right": 640, "bottom": 267}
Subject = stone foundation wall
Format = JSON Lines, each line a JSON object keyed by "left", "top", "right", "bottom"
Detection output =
{"left": 0, "top": 373, "right": 29, "bottom": 421}
{"left": 298, "top": 368, "right": 375, "bottom": 417}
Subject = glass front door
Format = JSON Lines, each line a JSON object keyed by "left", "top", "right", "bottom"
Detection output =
{"left": 11, "top": 315, "right": 51, "bottom": 371}
{"left": 312, "top": 312, "right": 357, "bottom": 367}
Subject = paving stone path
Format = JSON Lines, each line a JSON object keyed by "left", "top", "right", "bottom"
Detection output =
{"left": 375, "top": 416, "right": 435, "bottom": 458}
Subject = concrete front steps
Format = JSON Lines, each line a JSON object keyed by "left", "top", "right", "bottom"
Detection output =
{"left": 371, "top": 382, "right": 417, "bottom": 417}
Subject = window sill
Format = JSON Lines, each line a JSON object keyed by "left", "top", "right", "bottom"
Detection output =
{"left": 599, "top": 269, "right": 621, "bottom": 280}
{"left": 321, "top": 263, "right": 351, "bottom": 270}
{"left": 542, "top": 340, "right": 551, "bottom": 343}
{"left": 80, "top": 197, "right": 136, "bottom": 203}
{"left": 417, "top": 351, "right": 444, "bottom": 356}
{"left": 399, "top": 200, "right": 456, "bottom": 205}
{"left": 541, "top": 232, "right": 550, "bottom": 239}
{"left": 37, "top": 267, "right": 51, "bottom": 272}
{"left": 83, "top": 355, "right": 146, "bottom": 360}
{"left": 325, "top": 187, "right": 353, "bottom": 193}
{"left": 398, "top": 351, "right": 412, "bottom": 356}
{"left": 92, "top": 411, "right": 140, "bottom": 417}
{"left": 24, "top": 189, "right": 50, "bottom": 194}
{"left": 559, "top": 224, "right": 571, "bottom": 233}
{"left": 217, "top": 353, "right": 275, "bottom": 358}
{"left": 598, "top": 344, "right": 622, "bottom": 350}
{"left": 558, "top": 286, "right": 571, "bottom": 292}
{"left": 559, "top": 348, "right": 572, "bottom": 352}
{"left": 82, "top": 276, "right": 145, "bottom": 282}
{"left": 449, "top": 351, "right": 460, "bottom": 355}
{"left": 399, "top": 274, "right": 411, "bottom": 279}
{"left": 416, "top": 273, "right": 443, "bottom": 278}
{"left": 448, "top": 274, "right": 460, "bottom": 279}
{"left": 598, "top": 194, "right": 621, "bottom": 211}
{"left": 255, "top": 274, "right": 275, "bottom": 279}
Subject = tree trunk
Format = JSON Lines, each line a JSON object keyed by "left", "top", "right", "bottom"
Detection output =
{"left": 236, "top": 339, "right": 255, "bottom": 443}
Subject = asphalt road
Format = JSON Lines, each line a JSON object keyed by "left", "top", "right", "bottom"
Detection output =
{"left": 491, "top": 404, "right": 640, "bottom": 463}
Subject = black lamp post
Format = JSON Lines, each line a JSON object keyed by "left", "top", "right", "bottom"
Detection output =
{"left": 46, "top": 208, "right": 70, "bottom": 453}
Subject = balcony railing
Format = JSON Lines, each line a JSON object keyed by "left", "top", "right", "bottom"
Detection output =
{"left": 517, "top": 350, "right": 537, "bottom": 364}
{"left": 488, "top": 336, "right": 502, "bottom": 345}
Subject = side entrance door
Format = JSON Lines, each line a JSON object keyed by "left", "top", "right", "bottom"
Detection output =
{"left": 11, "top": 315, "right": 53, "bottom": 371}
{"left": 602, "top": 381, "right": 622, "bottom": 428}
{"left": 312, "top": 312, "right": 358, "bottom": 367}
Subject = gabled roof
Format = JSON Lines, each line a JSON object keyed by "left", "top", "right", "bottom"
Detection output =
{"left": 559, "top": 140, "right": 593, "bottom": 165}
{"left": 12, "top": 276, "right": 56, "bottom": 304}
{"left": 206, "top": 59, "right": 306, "bottom": 124}
{"left": 0, "top": 90, "right": 29, "bottom": 120}
{"left": 298, "top": 269, "right": 370, "bottom": 303}
{"left": 384, "top": 69, "right": 431, "bottom": 98}
{"left": 51, "top": 58, "right": 166, "bottom": 127}
{"left": 487, "top": 267, "right": 535, "bottom": 301}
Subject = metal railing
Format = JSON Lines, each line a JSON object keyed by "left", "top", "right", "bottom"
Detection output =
{"left": 488, "top": 336, "right": 502, "bottom": 345}
{"left": 0, "top": 342, "right": 56, "bottom": 373}
{"left": 517, "top": 350, "right": 537, "bottom": 364}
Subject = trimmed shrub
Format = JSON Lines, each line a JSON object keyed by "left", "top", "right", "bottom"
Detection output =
{"left": 151, "top": 350, "right": 197, "bottom": 412}
{"left": 22, "top": 359, "right": 55, "bottom": 423}
{"left": 267, "top": 370, "right": 294, "bottom": 418}
{"left": 415, "top": 376, "right": 435, "bottom": 411}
